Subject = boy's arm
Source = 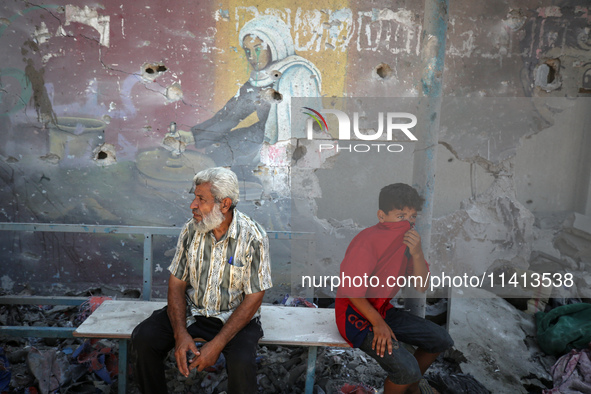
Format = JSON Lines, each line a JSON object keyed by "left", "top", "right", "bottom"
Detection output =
{"left": 349, "top": 298, "right": 397, "bottom": 357}
{"left": 404, "top": 229, "right": 429, "bottom": 292}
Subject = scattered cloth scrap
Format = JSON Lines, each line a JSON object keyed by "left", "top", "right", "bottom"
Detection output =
{"left": 536, "top": 303, "right": 591, "bottom": 356}
{"left": 543, "top": 345, "right": 591, "bottom": 394}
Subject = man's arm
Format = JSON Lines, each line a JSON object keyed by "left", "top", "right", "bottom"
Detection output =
{"left": 349, "top": 298, "right": 397, "bottom": 358}
{"left": 168, "top": 274, "right": 200, "bottom": 378}
{"left": 404, "top": 229, "right": 429, "bottom": 292}
{"left": 191, "top": 290, "right": 265, "bottom": 372}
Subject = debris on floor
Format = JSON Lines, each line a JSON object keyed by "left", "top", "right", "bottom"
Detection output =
{"left": 2, "top": 291, "right": 589, "bottom": 393}
{"left": 542, "top": 345, "right": 591, "bottom": 394}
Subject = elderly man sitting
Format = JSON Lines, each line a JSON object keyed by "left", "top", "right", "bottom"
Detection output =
{"left": 132, "top": 167, "right": 272, "bottom": 394}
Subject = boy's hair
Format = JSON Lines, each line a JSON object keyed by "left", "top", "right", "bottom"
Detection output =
{"left": 379, "top": 183, "right": 425, "bottom": 213}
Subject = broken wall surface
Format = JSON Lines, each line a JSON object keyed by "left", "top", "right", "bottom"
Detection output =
{"left": 0, "top": 0, "right": 589, "bottom": 303}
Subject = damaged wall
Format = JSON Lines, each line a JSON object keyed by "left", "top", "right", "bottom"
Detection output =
{"left": 0, "top": 0, "right": 590, "bottom": 300}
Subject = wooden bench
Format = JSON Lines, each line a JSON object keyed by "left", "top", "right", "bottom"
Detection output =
{"left": 73, "top": 300, "right": 349, "bottom": 393}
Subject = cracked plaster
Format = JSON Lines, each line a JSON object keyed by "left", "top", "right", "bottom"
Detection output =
{"left": 0, "top": 2, "right": 590, "bottom": 301}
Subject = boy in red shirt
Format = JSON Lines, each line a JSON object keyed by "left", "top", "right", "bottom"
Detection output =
{"left": 335, "top": 183, "right": 453, "bottom": 394}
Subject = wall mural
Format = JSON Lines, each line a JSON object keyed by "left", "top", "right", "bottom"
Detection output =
{"left": 189, "top": 15, "right": 322, "bottom": 181}
{"left": 0, "top": 1, "right": 589, "bottom": 297}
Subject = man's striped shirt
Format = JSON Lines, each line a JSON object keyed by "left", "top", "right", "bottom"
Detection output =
{"left": 168, "top": 210, "right": 272, "bottom": 324}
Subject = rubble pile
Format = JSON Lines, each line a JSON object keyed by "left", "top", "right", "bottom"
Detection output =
{"left": 3, "top": 206, "right": 591, "bottom": 394}
{"left": 150, "top": 341, "right": 465, "bottom": 394}
{"left": 0, "top": 300, "right": 466, "bottom": 394}
{"left": 0, "top": 300, "right": 120, "bottom": 394}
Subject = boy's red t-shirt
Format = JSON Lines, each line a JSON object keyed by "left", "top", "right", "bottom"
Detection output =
{"left": 335, "top": 220, "right": 426, "bottom": 347}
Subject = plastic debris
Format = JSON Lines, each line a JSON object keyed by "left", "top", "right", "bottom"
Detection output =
{"left": 75, "top": 296, "right": 112, "bottom": 325}
{"left": 27, "top": 347, "right": 70, "bottom": 394}
{"left": 337, "top": 382, "right": 377, "bottom": 394}
{"left": 73, "top": 340, "right": 118, "bottom": 384}
{"left": 543, "top": 345, "right": 591, "bottom": 394}
{"left": 280, "top": 294, "right": 317, "bottom": 308}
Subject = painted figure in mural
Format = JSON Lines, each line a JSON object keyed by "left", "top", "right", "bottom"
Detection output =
{"left": 335, "top": 184, "right": 454, "bottom": 394}
{"left": 190, "top": 15, "right": 322, "bottom": 176}
{"left": 131, "top": 167, "right": 272, "bottom": 394}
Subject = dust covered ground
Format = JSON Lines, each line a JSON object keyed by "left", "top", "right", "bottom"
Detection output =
{"left": 1, "top": 295, "right": 556, "bottom": 394}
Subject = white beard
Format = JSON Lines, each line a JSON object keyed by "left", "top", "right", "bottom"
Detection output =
{"left": 193, "top": 203, "right": 225, "bottom": 233}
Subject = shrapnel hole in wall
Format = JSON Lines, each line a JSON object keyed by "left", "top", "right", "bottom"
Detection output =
{"left": 272, "top": 90, "right": 282, "bottom": 102}
{"left": 142, "top": 62, "right": 167, "bottom": 81}
{"left": 534, "top": 58, "right": 561, "bottom": 92}
{"left": 375, "top": 63, "right": 393, "bottom": 80}
{"left": 261, "top": 88, "right": 283, "bottom": 103}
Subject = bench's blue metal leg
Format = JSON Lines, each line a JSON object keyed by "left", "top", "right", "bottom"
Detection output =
{"left": 118, "top": 339, "right": 128, "bottom": 393}
{"left": 305, "top": 346, "right": 318, "bottom": 394}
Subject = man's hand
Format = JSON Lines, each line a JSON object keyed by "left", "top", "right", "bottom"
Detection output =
{"left": 167, "top": 274, "right": 198, "bottom": 377}
{"left": 372, "top": 319, "right": 398, "bottom": 357}
{"left": 190, "top": 341, "right": 224, "bottom": 372}
{"left": 174, "top": 330, "right": 200, "bottom": 377}
{"left": 403, "top": 228, "right": 423, "bottom": 258}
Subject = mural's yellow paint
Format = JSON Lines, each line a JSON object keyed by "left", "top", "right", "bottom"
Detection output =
{"left": 213, "top": 1, "right": 350, "bottom": 130}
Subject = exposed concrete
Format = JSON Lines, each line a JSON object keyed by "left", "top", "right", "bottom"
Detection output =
{"left": 431, "top": 174, "right": 535, "bottom": 279}
{"left": 0, "top": 0, "right": 589, "bottom": 312}
{"left": 449, "top": 288, "right": 555, "bottom": 394}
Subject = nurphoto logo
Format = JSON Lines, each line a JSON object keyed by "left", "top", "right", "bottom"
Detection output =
{"left": 303, "top": 108, "right": 418, "bottom": 153}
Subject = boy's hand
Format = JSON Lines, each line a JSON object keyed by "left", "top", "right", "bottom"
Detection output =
{"left": 372, "top": 320, "right": 398, "bottom": 357}
{"left": 403, "top": 228, "right": 423, "bottom": 258}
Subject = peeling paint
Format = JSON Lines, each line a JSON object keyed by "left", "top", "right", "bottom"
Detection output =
{"left": 65, "top": 5, "right": 110, "bottom": 47}
{"left": 166, "top": 83, "right": 183, "bottom": 102}
{"left": 537, "top": 6, "right": 562, "bottom": 18}
{"left": 33, "top": 22, "right": 51, "bottom": 44}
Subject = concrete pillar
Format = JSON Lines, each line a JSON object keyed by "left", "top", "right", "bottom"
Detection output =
{"left": 407, "top": 0, "right": 449, "bottom": 317}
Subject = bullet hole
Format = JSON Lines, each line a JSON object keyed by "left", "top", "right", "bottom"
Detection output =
{"left": 448, "top": 158, "right": 453, "bottom": 162}
{"left": 161, "top": 136, "right": 186, "bottom": 156}
{"left": 534, "top": 59, "right": 561, "bottom": 92}
{"left": 166, "top": 83, "right": 183, "bottom": 102}
{"left": 526, "top": 200, "right": 533, "bottom": 204}
{"left": 292, "top": 145, "right": 307, "bottom": 162}
{"left": 272, "top": 90, "right": 282, "bottom": 102}
{"left": 261, "top": 88, "right": 283, "bottom": 103}
{"left": 270, "top": 70, "right": 282, "bottom": 80}
{"left": 375, "top": 63, "right": 393, "bottom": 80}
{"left": 93, "top": 144, "right": 117, "bottom": 166}
{"left": 546, "top": 65, "right": 556, "bottom": 84}
{"left": 579, "top": 68, "right": 591, "bottom": 94}
{"left": 123, "top": 289, "right": 141, "bottom": 298}
{"left": 142, "top": 62, "right": 167, "bottom": 81}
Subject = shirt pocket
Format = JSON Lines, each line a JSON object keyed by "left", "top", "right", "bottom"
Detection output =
{"left": 228, "top": 257, "right": 246, "bottom": 268}
{"left": 229, "top": 262, "right": 247, "bottom": 287}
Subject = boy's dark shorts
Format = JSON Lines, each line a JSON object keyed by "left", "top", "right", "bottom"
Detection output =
{"left": 358, "top": 308, "right": 454, "bottom": 385}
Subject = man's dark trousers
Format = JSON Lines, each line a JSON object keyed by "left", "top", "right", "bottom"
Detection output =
{"left": 131, "top": 306, "right": 263, "bottom": 394}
